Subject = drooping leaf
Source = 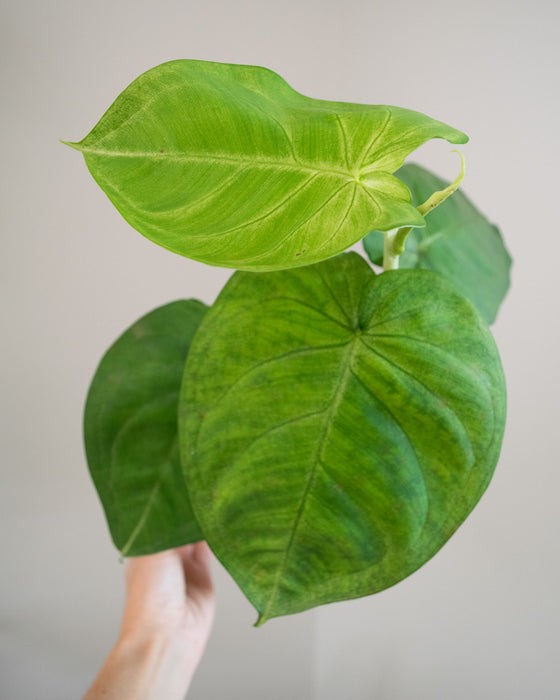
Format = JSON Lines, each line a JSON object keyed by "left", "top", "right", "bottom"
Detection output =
{"left": 64, "top": 59, "right": 467, "bottom": 271}
{"left": 179, "top": 252, "right": 506, "bottom": 624}
{"left": 84, "top": 300, "right": 207, "bottom": 556}
{"left": 363, "top": 163, "right": 512, "bottom": 323}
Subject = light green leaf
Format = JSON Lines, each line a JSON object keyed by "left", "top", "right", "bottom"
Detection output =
{"left": 84, "top": 300, "right": 207, "bottom": 556}
{"left": 179, "top": 253, "right": 506, "bottom": 623}
{"left": 363, "top": 163, "right": 512, "bottom": 323}
{"left": 65, "top": 59, "right": 467, "bottom": 271}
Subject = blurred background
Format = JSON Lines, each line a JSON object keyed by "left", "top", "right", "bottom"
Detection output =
{"left": 1, "top": 0, "right": 558, "bottom": 697}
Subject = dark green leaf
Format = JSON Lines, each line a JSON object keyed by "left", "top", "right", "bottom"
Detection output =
{"left": 179, "top": 253, "right": 506, "bottom": 623}
{"left": 65, "top": 59, "right": 467, "bottom": 271}
{"left": 363, "top": 163, "right": 512, "bottom": 323}
{"left": 84, "top": 300, "right": 207, "bottom": 556}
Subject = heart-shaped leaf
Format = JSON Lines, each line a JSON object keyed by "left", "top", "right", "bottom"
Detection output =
{"left": 363, "top": 163, "right": 512, "bottom": 323}
{"left": 84, "top": 300, "right": 207, "bottom": 556}
{"left": 179, "top": 253, "right": 506, "bottom": 623}
{"left": 65, "top": 59, "right": 467, "bottom": 271}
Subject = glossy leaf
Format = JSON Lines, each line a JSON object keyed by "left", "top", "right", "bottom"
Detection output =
{"left": 65, "top": 59, "right": 467, "bottom": 271}
{"left": 179, "top": 253, "right": 506, "bottom": 623}
{"left": 84, "top": 300, "right": 207, "bottom": 556}
{"left": 363, "top": 163, "right": 512, "bottom": 323}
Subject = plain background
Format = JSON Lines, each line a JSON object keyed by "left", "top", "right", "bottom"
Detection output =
{"left": 1, "top": 0, "right": 558, "bottom": 698}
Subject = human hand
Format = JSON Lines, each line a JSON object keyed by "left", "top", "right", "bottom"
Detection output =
{"left": 121, "top": 541, "right": 215, "bottom": 667}
{"left": 83, "top": 542, "right": 215, "bottom": 700}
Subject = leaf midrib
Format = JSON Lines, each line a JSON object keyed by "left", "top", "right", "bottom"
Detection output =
{"left": 118, "top": 439, "right": 178, "bottom": 557}
{"left": 259, "top": 336, "right": 360, "bottom": 622}
{"left": 79, "top": 145, "right": 357, "bottom": 180}
{"left": 109, "top": 391, "right": 179, "bottom": 554}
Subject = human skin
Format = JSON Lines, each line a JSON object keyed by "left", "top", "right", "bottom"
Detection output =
{"left": 83, "top": 542, "right": 215, "bottom": 700}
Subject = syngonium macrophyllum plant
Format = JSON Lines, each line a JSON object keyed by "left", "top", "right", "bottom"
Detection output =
{"left": 65, "top": 59, "right": 511, "bottom": 625}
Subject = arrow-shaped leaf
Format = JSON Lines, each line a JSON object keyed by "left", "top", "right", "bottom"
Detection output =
{"left": 65, "top": 59, "right": 467, "bottom": 270}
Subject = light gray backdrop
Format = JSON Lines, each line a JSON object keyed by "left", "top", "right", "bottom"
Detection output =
{"left": 1, "top": 1, "right": 558, "bottom": 698}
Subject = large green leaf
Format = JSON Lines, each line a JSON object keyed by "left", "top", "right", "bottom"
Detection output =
{"left": 179, "top": 253, "right": 506, "bottom": 623}
{"left": 84, "top": 300, "right": 207, "bottom": 556}
{"left": 363, "top": 163, "right": 512, "bottom": 323}
{"left": 65, "top": 59, "right": 467, "bottom": 271}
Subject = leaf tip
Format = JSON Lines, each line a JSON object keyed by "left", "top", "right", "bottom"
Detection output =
{"left": 451, "top": 129, "right": 469, "bottom": 145}
{"left": 59, "top": 139, "right": 83, "bottom": 151}
{"left": 254, "top": 612, "right": 269, "bottom": 628}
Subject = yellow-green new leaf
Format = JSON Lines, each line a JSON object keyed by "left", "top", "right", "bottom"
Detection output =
{"left": 65, "top": 59, "right": 467, "bottom": 270}
{"left": 179, "top": 253, "right": 506, "bottom": 623}
{"left": 84, "top": 300, "right": 207, "bottom": 556}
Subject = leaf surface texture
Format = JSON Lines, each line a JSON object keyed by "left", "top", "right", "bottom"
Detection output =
{"left": 68, "top": 60, "right": 467, "bottom": 270}
{"left": 84, "top": 300, "right": 207, "bottom": 555}
{"left": 180, "top": 253, "right": 506, "bottom": 622}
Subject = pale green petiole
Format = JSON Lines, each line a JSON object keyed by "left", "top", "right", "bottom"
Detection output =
{"left": 416, "top": 150, "right": 466, "bottom": 218}
{"left": 383, "top": 229, "right": 401, "bottom": 271}
{"left": 383, "top": 151, "right": 466, "bottom": 272}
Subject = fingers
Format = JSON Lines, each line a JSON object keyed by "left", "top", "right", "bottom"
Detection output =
{"left": 176, "top": 541, "right": 213, "bottom": 573}
{"left": 177, "top": 541, "right": 215, "bottom": 609}
{"left": 123, "top": 542, "right": 215, "bottom": 615}
{"left": 124, "top": 549, "right": 174, "bottom": 589}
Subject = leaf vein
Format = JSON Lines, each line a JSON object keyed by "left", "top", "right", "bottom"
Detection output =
{"left": 314, "top": 182, "right": 358, "bottom": 254}
{"left": 358, "top": 108, "right": 392, "bottom": 169}
{"left": 81, "top": 146, "right": 350, "bottom": 178}
{"left": 223, "top": 409, "right": 328, "bottom": 480}
{"left": 200, "top": 172, "right": 321, "bottom": 239}
{"left": 359, "top": 339, "right": 475, "bottom": 469}
{"left": 334, "top": 114, "right": 351, "bottom": 171}
{"left": 109, "top": 391, "right": 178, "bottom": 546}
{"left": 240, "top": 180, "right": 354, "bottom": 263}
{"left": 216, "top": 79, "right": 301, "bottom": 166}
{"left": 260, "top": 339, "right": 359, "bottom": 621}
{"left": 313, "top": 257, "right": 355, "bottom": 328}
{"left": 349, "top": 367, "right": 429, "bottom": 538}
{"left": 210, "top": 341, "right": 352, "bottom": 413}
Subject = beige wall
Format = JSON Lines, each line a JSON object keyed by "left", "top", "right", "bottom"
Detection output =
{"left": 1, "top": 1, "right": 558, "bottom": 698}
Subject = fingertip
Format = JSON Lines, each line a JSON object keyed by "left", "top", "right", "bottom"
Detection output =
{"left": 194, "top": 540, "right": 213, "bottom": 562}
{"left": 175, "top": 540, "right": 211, "bottom": 564}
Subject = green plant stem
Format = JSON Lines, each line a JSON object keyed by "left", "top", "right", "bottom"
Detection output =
{"left": 382, "top": 151, "right": 466, "bottom": 273}
{"left": 383, "top": 229, "right": 400, "bottom": 270}
{"left": 416, "top": 150, "right": 465, "bottom": 217}
{"left": 393, "top": 226, "right": 412, "bottom": 255}
{"left": 384, "top": 227, "right": 412, "bottom": 270}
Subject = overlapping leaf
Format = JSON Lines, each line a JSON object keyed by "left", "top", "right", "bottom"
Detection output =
{"left": 179, "top": 253, "right": 506, "bottom": 623}
{"left": 363, "top": 163, "right": 512, "bottom": 323}
{"left": 84, "top": 300, "right": 207, "bottom": 556}
{"left": 65, "top": 59, "right": 467, "bottom": 270}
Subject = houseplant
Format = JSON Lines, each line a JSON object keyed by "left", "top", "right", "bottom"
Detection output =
{"left": 64, "top": 59, "right": 511, "bottom": 625}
